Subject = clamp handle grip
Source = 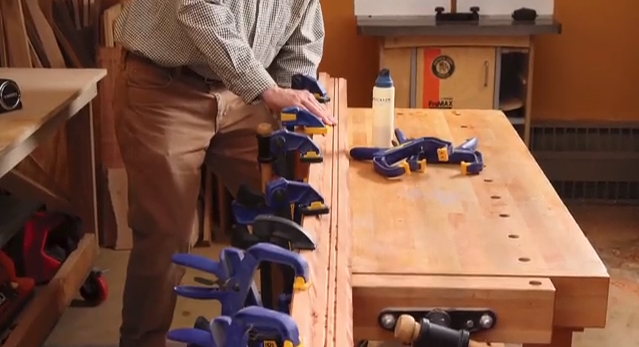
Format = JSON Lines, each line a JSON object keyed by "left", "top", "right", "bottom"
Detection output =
{"left": 270, "top": 130, "right": 323, "bottom": 163}
{"left": 231, "top": 201, "right": 269, "bottom": 225}
{"left": 349, "top": 147, "right": 387, "bottom": 161}
{"left": 253, "top": 214, "right": 316, "bottom": 250}
{"left": 394, "top": 128, "right": 410, "bottom": 144}
{"left": 265, "top": 178, "right": 325, "bottom": 210}
{"left": 456, "top": 137, "right": 478, "bottom": 152}
{"left": 280, "top": 106, "right": 326, "bottom": 130}
{"left": 167, "top": 327, "right": 215, "bottom": 346}
{"left": 292, "top": 74, "right": 330, "bottom": 103}
{"left": 174, "top": 285, "right": 228, "bottom": 300}
{"left": 246, "top": 243, "right": 311, "bottom": 290}
{"left": 232, "top": 306, "right": 302, "bottom": 346}
{"left": 172, "top": 253, "right": 227, "bottom": 279}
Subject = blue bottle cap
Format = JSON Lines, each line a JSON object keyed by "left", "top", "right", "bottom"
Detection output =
{"left": 375, "top": 68, "right": 393, "bottom": 88}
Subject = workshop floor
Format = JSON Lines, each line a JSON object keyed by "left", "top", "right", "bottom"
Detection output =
{"left": 43, "top": 205, "right": 639, "bottom": 347}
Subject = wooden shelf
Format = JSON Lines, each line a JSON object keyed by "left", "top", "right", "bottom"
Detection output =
{"left": 0, "top": 68, "right": 105, "bottom": 347}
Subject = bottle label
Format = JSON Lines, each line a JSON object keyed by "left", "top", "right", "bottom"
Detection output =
{"left": 373, "top": 96, "right": 392, "bottom": 103}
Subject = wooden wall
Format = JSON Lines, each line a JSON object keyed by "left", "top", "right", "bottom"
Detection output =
{"left": 319, "top": 0, "right": 639, "bottom": 121}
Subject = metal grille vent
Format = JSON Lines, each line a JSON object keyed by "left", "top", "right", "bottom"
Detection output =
{"left": 530, "top": 122, "right": 639, "bottom": 204}
{"left": 551, "top": 181, "right": 639, "bottom": 203}
{"left": 530, "top": 125, "right": 639, "bottom": 152}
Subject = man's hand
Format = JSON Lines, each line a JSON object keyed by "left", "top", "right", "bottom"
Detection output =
{"left": 261, "top": 86, "right": 337, "bottom": 126}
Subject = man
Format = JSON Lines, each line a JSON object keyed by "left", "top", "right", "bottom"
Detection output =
{"left": 112, "top": 0, "right": 335, "bottom": 345}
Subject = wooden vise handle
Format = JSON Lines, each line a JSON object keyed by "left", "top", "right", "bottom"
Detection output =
{"left": 394, "top": 314, "right": 488, "bottom": 347}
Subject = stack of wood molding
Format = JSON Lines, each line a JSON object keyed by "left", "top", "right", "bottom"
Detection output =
{"left": 95, "top": 2, "right": 131, "bottom": 249}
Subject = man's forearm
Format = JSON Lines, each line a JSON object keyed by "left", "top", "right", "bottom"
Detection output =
{"left": 176, "top": 0, "right": 276, "bottom": 103}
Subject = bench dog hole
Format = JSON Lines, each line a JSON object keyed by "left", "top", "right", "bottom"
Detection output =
{"left": 491, "top": 195, "right": 500, "bottom": 199}
{"left": 529, "top": 280, "right": 542, "bottom": 286}
{"left": 499, "top": 213, "right": 509, "bottom": 218}
{"left": 518, "top": 257, "right": 531, "bottom": 262}
{"left": 508, "top": 234, "right": 519, "bottom": 239}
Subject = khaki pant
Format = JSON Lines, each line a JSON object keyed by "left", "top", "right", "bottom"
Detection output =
{"left": 113, "top": 52, "right": 278, "bottom": 347}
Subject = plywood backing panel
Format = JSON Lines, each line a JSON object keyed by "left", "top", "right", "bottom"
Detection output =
{"left": 379, "top": 48, "right": 411, "bottom": 108}
{"left": 419, "top": 47, "right": 496, "bottom": 109}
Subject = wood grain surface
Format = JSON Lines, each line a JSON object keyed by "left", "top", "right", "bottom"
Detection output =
{"left": 289, "top": 74, "right": 352, "bottom": 347}
{"left": 0, "top": 68, "right": 105, "bottom": 160}
{"left": 347, "top": 108, "right": 610, "bottom": 343}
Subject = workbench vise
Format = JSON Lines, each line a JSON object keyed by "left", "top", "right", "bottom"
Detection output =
{"left": 232, "top": 178, "right": 329, "bottom": 225}
{"left": 379, "top": 308, "right": 496, "bottom": 347}
{"left": 292, "top": 74, "right": 330, "bottom": 103}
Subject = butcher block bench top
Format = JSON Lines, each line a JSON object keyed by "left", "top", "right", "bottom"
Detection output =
{"left": 346, "top": 108, "right": 610, "bottom": 344}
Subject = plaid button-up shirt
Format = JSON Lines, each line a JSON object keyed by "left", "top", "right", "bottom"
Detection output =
{"left": 114, "top": 0, "right": 325, "bottom": 103}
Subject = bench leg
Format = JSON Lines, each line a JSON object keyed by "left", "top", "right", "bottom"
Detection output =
{"left": 523, "top": 329, "right": 573, "bottom": 347}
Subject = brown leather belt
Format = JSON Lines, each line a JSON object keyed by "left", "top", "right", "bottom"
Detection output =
{"left": 123, "top": 50, "right": 222, "bottom": 86}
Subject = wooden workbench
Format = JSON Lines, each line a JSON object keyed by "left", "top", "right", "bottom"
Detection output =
{"left": 0, "top": 68, "right": 106, "bottom": 346}
{"left": 346, "top": 108, "right": 610, "bottom": 347}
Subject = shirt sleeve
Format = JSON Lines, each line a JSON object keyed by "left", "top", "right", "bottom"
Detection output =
{"left": 268, "top": 0, "right": 325, "bottom": 88}
{"left": 175, "top": 0, "right": 277, "bottom": 104}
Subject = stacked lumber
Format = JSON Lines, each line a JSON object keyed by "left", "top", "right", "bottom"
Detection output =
{"left": 0, "top": 0, "right": 99, "bottom": 69}
{"left": 95, "top": 3, "right": 131, "bottom": 249}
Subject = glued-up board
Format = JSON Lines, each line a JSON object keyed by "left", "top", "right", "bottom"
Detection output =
{"left": 290, "top": 73, "right": 352, "bottom": 347}
{"left": 456, "top": 0, "right": 554, "bottom": 16}
{"left": 354, "top": 0, "right": 449, "bottom": 16}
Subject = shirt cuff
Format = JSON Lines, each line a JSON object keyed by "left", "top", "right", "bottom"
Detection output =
{"left": 227, "top": 65, "right": 278, "bottom": 104}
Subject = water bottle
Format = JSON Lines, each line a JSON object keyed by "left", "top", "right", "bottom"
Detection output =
{"left": 371, "top": 68, "right": 395, "bottom": 148}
